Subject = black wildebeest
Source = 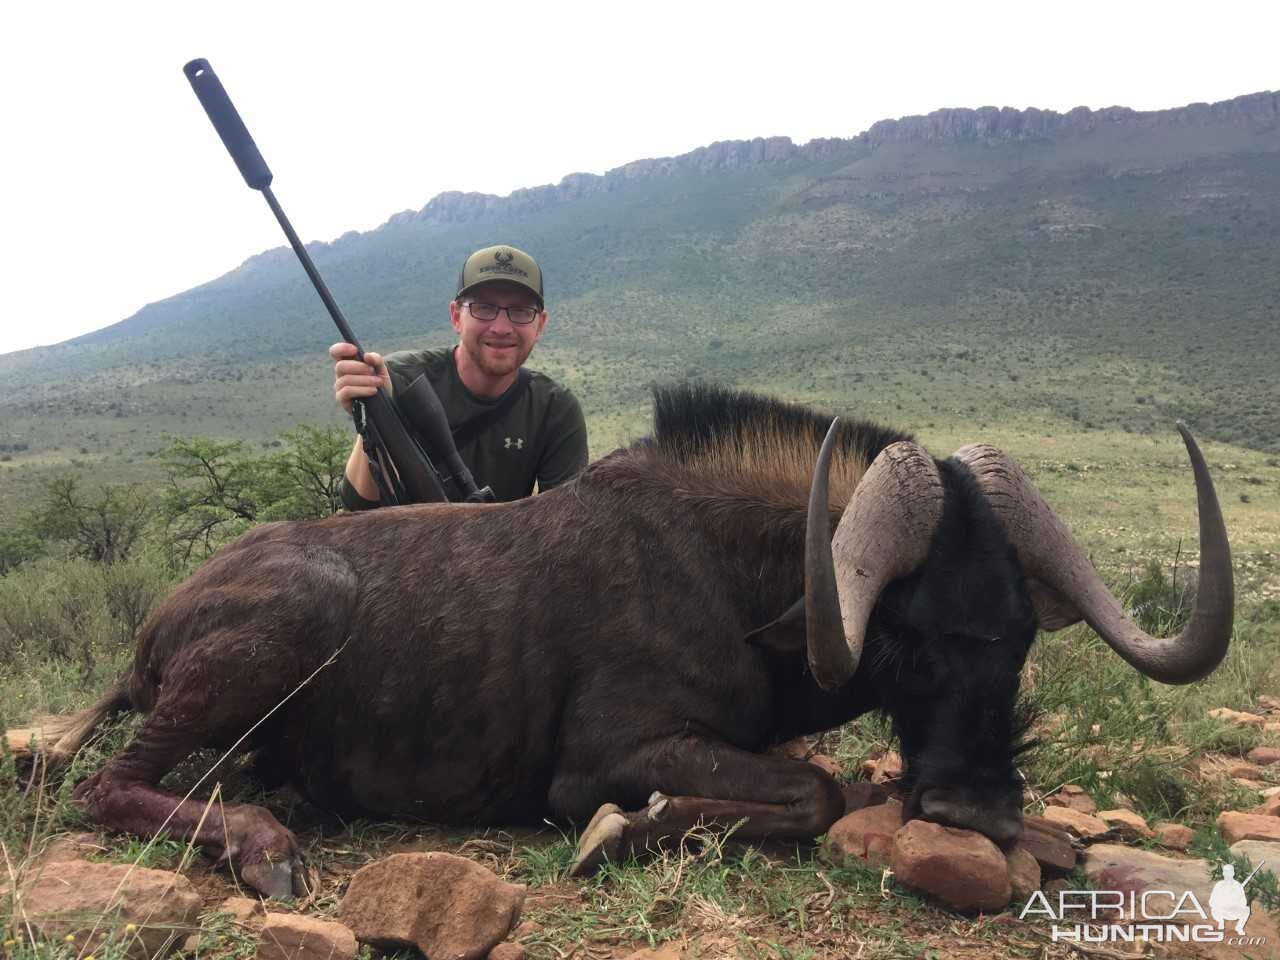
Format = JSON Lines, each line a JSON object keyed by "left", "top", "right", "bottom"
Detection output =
{"left": 9, "top": 385, "right": 1233, "bottom": 897}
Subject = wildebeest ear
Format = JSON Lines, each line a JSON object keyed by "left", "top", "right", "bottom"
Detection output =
{"left": 1026, "top": 577, "right": 1084, "bottom": 631}
{"left": 744, "top": 597, "right": 807, "bottom": 653}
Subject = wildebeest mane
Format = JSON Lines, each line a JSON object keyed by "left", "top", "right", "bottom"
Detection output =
{"left": 619, "top": 383, "right": 913, "bottom": 512}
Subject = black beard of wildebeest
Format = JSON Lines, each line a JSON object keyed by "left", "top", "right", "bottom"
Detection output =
{"left": 8, "top": 383, "right": 1234, "bottom": 898}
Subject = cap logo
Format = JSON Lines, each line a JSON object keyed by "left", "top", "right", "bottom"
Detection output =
{"left": 478, "top": 248, "right": 530, "bottom": 280}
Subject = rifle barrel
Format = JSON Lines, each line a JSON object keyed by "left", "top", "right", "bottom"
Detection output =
{"left": 262, "top": 187, "right": 364, "bottom": 357}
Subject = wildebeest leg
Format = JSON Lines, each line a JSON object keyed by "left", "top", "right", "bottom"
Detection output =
{"left": 568, "top": 735, "right": 844, "bottom": 875}
{"left": 73, "top": 645, "right": 310, "bottom": 898}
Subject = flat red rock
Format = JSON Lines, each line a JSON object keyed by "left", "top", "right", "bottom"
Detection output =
{"left": 891, "top": 820, "right": 1011, "bottom": 912}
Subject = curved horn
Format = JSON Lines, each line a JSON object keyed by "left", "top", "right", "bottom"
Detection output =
{"left": 805, "top": 426, "right": 945, "bottom": 690}
{"left": 953, "top": 423, "right": 1233, "bottom": 684}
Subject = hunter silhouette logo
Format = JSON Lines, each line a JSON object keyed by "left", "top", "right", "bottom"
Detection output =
{"left": 504, "top": 437, "right": 524, "bottom": 450}
{"left": 1210, "top": 864, "right": 1255, "bottom": 935}
{"left": 479, "top": 248, "right": 529, "bottom": 280}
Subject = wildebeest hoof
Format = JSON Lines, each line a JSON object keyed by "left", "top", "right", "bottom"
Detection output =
{"left": 646, "top": 792, "right": 671, "bottom": 822}
{"left": 241, "top": 855, "right": 305, "bottom": 899}
{"left": 569, "top": 803, "right": 626, "bottom": 877}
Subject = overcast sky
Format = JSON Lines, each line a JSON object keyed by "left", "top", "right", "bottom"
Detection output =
{"left": 3, "top": 1, "right": 1276, "bottom": 354}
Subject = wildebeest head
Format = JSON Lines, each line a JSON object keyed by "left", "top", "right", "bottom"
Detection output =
{"left": 803, "top": 422, "right": 1233, "bottom": 847}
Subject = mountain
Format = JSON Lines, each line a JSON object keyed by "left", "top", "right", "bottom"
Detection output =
{"left": 2, "top": 91, "right": 1278, "bottom": 518}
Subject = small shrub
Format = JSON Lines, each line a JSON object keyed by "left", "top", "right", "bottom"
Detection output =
{"left": 1125, "top": 559, "right": 1195, "bottom": 634}
{"left": 1110, "top": 756, "right": 1192, "bottom": 820}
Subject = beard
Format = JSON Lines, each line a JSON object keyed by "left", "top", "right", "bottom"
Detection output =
{"left": 464, "top": 336, "right": 534, "bottom": 379}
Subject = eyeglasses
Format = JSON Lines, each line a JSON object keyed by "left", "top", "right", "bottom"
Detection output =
{"left": 461, "top": 301, "right": 540, "bottom": 325}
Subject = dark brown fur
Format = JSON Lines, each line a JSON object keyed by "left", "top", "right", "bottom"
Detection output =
{"left": 21, "top": 385, "right": 1038, "bottom": 895}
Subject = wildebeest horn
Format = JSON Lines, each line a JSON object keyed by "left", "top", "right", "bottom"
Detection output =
{"left": 806, "top": 424, "right": 945, "bottom": 690}
{"left": 952, "top": 423, "right": 1233, "bottom": 684}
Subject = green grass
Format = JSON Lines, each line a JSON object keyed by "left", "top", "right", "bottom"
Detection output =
{"left": 181, "top": 909, "right": 258, "bottom": 960}
{"left": 85, "top": 833, "right": 186, "bottom": 871}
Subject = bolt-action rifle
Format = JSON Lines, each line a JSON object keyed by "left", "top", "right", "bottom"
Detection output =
{"left": 183, "top": 58, "right": 492, "bottom": 505}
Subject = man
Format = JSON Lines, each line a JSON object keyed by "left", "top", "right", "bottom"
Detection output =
{"left": 331, "top": 244, "right": 588, "bottom": 507}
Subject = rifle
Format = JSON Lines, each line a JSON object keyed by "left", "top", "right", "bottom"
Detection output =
{"left": 183, "top": 58, "right": 492, "bottom": 505}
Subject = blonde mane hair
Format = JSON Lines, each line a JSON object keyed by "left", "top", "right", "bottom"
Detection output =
{"left": 598, "top": 385, "right": 911, "bottom": 522}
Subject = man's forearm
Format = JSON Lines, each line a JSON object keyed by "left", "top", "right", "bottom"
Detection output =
{"left": 344, "top": 436, "right": 380, "bottom": 500}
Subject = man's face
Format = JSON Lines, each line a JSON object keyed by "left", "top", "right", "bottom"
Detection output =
{"left": 449, "top": 281, "right": 546, "bottom": 380}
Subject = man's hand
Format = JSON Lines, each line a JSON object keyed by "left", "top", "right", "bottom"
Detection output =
{"left": 330, "top": 342, "right": 391, "bottom": 415}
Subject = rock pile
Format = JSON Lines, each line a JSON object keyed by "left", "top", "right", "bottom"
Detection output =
{"left": 822, "top": 795, "right": 1079, "bottom": 911}
{"left": 822, "top": 718, "right": 1280, "bottom": 918}
{"left": 4, "top": 848, "right": 529, "bottom": 960}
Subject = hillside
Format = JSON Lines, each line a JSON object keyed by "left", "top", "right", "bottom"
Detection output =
{"left": 1, "top": 91, "right": 1278, "bottom": 523}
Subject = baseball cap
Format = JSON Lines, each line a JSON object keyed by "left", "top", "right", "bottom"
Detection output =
{"left": 456, "top": 245, "right": 544, "bottom": 307}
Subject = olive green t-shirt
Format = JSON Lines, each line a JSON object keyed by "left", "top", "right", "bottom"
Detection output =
{"left": 340, "top": 347, "right": 588, "bottom": 508}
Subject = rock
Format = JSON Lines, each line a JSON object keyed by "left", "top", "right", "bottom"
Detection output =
{"left": 1041, "top": 806, "right": 1110, "bottom": 839}
{"left": 822, "top": 800, "right": 902, "bottom": 867}
{"left": 1234, "top": 778, "right": 1268, "bottom": 791}
{"left": 840, "top": 781, "right": 892, "bottom": 813}
{"left": 807, "top": 753, "right": 843, "bottom": 778}
{"left": 1019, "top": 816, "right": 1077, "bottom": 875}
{"left": 622, "top": 946, "right": 685, "bottom": 960}
{"left": 1247, "top": 746, "right": 1280, "bottom": 766}
{"left": 1153, "top": 822, "right": 1195, "bottom": 851}
{"left": 1097, "top": 808, "right": 1153, "bottom": 840}
{"left": 340, "top": 853, "right": 524, "bottom": 960}
{"left": 1208, "top": 707, "right": 1266, "bottom": 728}
{"left": 1228, "top": 762, "right": 1267, "bottom": 780}
{"left": 1251, "top": 794, "right": 1280, "bottom": 817}
{"left": 1083, "top": 843, "right": 1214, "bottom": 902}
{"left": 218, "top": 897, "right": 265, "bottom": 928}
{"left": 1228, "top": 839, "right": 1280, "bottom": 866}
{"left": 488, "top": 944, "right": 526, "bottom": 960}
{"left": 257, "top": 914, "right": 357, "bottom": 960}
{"left": 890, "top": 820, "right": 1011, "bottom": 912}
{"left": 1217, "top": 811, "right": 1280, "bottom": 843}
{"left": 1257, "top": 694, "right": 1280, "bottom": 713}
{"left": 1267, "top": 720, "right": 1280, "bottom": 733}
{"left": 16, "top": 859, "right": 200, "bottom": 958}
{"left": 1006, "top": 846, "right": 1041, "bottom": 901}
{"left": 1045, "top": 784, "right": 1098, "bottom": 815}
{"left": 1083, "top": 844, "right": 1280, "bottom": 959}
{"left": 861, "top": 750, "right": 903, "bottom": 783}
{"left": 29, "top": 833, "right": 106, "bottom": 867}
{"left": 510, "top": 920, "right": 541, "bottom": 940}
{"left": 1083, "top": 847, "right": 1212, "bottom": 929}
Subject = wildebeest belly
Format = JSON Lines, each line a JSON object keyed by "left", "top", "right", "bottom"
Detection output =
{"left": 270, "top": 648, "right": 570, "bottom": 823}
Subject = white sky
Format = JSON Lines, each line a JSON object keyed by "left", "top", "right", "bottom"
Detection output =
{"left": 2, "top": 1, "right": 1277, "bottom": 354}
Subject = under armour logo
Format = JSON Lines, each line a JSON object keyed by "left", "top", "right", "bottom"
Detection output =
{"left": 504, "top": 437, "right": 524, "bottom": 450}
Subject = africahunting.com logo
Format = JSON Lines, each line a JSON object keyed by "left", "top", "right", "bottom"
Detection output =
{"left": 1020, "top": 862, "right": 1269, "bottom": 948}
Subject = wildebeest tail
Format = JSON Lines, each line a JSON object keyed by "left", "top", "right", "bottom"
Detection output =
{"left": 4, "top": 677, "right": 132, "bottom": 766}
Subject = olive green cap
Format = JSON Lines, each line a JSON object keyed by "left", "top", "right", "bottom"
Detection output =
{"left": 456, "top": 245, "right": 544, "bottom": 307}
